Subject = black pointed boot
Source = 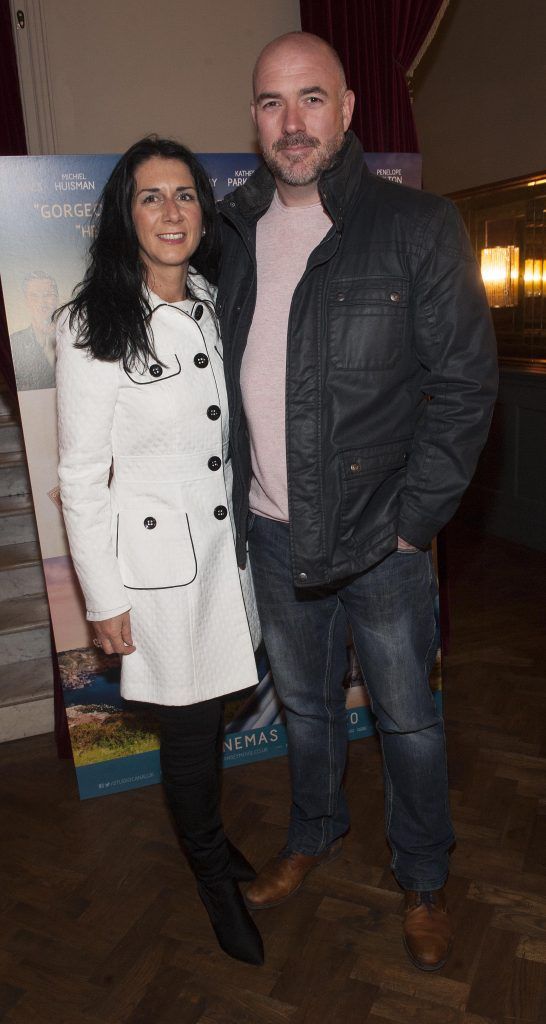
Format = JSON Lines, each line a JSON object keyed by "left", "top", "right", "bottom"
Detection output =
{"left": 157, "top": 699, "right": 264, "bottom": 965}
{"left": 197, "top": 875, "right": 264, "bottom": 965}
{"left": 179, "top": 823, "right": 264, "bottom": 966}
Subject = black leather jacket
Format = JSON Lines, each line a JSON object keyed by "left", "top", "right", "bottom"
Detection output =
{"left": 217, "top": 131, "right": 498, "bottom": 586}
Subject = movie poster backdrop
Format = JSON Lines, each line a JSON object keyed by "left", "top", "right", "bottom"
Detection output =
{"left": 0, "top": 151, "right": 438, "bottom": 800}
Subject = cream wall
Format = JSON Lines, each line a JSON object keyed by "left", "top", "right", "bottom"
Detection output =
{"left": 412, "top": 0, "right": 546, "bottom": 194}
{"left": 28, "top": 0, "right": 301, "bottom": 154}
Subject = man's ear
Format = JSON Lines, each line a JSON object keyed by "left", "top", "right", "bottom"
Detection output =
{"left": 342, "top": 90, "right": 356, "bottom": 132}
{"left": 250, "top": 102, "right": 257, "bottom": 128}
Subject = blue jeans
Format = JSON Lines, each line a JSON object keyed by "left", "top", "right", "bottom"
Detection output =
{"left": 248, "top": 514, "right": 454, "bottom": 891}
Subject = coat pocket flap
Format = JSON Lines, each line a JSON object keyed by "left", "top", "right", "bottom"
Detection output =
{"left": 116, "top": 509, "right": 197, "bottom": 590}
{"left": 341, "top": 439, "right": 411, "bottom": 479}
{"left": 329, "top": 277, "right": 408, "bottom": 308}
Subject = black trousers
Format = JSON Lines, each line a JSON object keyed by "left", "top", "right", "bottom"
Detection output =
{"left": 155, "top": 698, "right": 230, "bottom": 881}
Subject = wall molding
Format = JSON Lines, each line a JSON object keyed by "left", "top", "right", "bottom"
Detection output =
{"left": 9, "top": 0, "right": 58, "bottom": 154}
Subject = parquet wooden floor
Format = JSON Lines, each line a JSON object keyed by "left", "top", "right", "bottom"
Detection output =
{"left": 1, "top": 521, "right": 545, "bottom": 1023}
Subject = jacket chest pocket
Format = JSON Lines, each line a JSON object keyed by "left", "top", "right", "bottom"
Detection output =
{"left": 124, "top": 355, "right": 181, "bottom": 385}
{"left": 116, "top": 509, "right": 197, "bottom": 590}
{"left": 328, "top": 277, "right": 408, "bottom": 370}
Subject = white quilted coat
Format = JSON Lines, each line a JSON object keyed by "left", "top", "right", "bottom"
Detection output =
{"left": 56, "top": 274, "right": 260, "bottom": 706}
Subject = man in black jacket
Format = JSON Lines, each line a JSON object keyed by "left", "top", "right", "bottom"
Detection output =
{"left": 217, "top": 31, "right": 498, "bottom": 972}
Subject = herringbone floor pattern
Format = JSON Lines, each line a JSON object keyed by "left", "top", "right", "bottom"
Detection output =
{"left": 1, "top": 521, "right": 545, "bottom": 1023}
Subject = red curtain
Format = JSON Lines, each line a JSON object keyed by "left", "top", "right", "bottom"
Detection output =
{"left": 1, "top": 0, "right": 27, "bottom": 394}
{"left": 300, "top": 0, "right": 448, "bottom": 153}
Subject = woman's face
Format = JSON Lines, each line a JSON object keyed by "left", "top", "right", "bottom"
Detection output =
{"left": 131, "top": 156, "right": 203, "bottom": 283}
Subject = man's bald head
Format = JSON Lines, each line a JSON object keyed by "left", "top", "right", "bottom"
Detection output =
{"left": 252, "top": 32, "right": 348, "bottom": 99}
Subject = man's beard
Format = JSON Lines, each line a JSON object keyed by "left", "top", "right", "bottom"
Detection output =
{"left": 261, "top": 129, "right": 345, "bottom": 187}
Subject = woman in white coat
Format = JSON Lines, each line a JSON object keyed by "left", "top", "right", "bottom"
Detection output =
{"left": 56, "top": 137, "right": 263, "bottom": 965}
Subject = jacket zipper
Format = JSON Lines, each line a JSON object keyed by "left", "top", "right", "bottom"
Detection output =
{"left": 285, "top": 223, "right": 340, "bottom": 580}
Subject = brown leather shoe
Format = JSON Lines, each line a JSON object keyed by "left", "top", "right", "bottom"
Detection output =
{"left": 244, "top": 840, "right": 342, "bottom": 910}
{"left": 403, "top": 888, "right": 453, "bottom": 971}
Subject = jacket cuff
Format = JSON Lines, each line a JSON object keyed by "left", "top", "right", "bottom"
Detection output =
{"left": 86, "top": 601, "right": 131, "bottom": 622}
{"left": 397, "top": 514, "right": 444, "bottom": 550}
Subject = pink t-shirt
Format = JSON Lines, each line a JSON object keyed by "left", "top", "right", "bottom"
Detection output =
{"left": 241, "top": 191, "right": 331, "bottom": 522}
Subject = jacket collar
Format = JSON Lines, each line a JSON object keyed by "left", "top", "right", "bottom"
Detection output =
{"left": 317, "top": 131, "right": 369, "bottom": 231}
{"left": 219, "top": 131, "right": 369, "bottom": 232}
{"left": 145, "top": 269, "right": 216, "bottom": 311}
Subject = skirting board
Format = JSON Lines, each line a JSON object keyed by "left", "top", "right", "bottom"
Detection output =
{"left": 0, "top": 696, "right": 54, "bottom": 743}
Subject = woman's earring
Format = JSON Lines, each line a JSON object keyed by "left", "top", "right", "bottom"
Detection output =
{"left": 201, "top": 228, "right": 206, "bottom": 237}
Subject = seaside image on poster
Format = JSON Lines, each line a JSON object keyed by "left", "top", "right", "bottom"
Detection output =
{"left": 0, "top": 149, "right": 438, "bottom": 800}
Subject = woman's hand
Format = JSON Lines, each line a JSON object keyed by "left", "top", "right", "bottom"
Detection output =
{"left": 93, "top": 611, "right": 136, "bottom": 655}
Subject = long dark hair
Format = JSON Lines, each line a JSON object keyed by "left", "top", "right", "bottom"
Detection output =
{"left": 57, "top": 136, "right": 221, "bottom": 369}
